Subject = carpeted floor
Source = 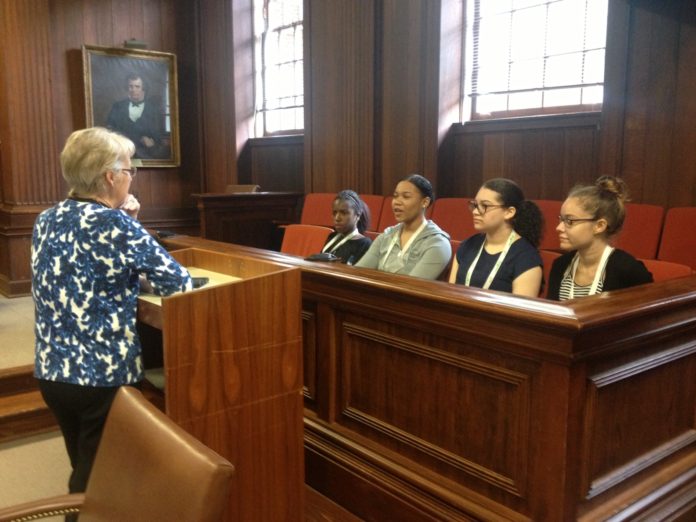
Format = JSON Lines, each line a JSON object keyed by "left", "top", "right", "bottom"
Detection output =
{"left": 0, "top": 295, "right": 71, "bottom": 518}
{"left": 0, "top": 295, "right": 35, "bottom": 368}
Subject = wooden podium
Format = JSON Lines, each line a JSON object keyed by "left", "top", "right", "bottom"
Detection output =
{"left": 137, "top": 247, "right": 304, "bottom": 521}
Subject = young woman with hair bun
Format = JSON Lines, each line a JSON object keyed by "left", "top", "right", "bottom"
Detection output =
{"left": 449, "top": 178, "right": 544, "bottom": 297}
{"left": 547, "top": 175, "right": 653, "bottom": 300}
{"left": 321, "top": 190, "right": 372, "bottom": 264}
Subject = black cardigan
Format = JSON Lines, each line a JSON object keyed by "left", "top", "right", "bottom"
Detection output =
{"left": 547, "top": 249, "right": 653, "bottom": 300}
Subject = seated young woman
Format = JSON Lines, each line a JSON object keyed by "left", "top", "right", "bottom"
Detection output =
{"left": 547, "top": 176, "right": 653, "bottom": 300}
{"left": 449, "top": 178, "right": 543, "bottom": 297}
{"left": 321, "top": 190, "right": 372, "bottom": 264}
{"left": 356, "top": 174, "right": 450, "bottom": 280}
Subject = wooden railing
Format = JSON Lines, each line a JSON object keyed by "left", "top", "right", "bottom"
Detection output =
{"left": 163, "top": 235, "right": 696, "bottom": 521}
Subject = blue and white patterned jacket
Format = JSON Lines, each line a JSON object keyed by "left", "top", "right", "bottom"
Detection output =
{"left": 32, "top": 199, "right": 192, "bottom": 386}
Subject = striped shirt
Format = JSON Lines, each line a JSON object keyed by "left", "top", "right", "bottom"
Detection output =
{"left": 558, "top": 272, "right": 605, "bottom": 300}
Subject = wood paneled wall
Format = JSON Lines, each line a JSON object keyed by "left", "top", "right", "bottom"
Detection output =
{"left": 2, "top": 0, "right": 696, "bottom": 296}
{"left": 0, "top": 0, "right": 204, "bottom": 296}
{"left": 304, "top": 0, "right": 376, "bottom": 194}
{"left": 439, "top": 114, "right": 601, "bottom": 200}
{"left": 600, "top": 0, "right": 696, "bottom": 207}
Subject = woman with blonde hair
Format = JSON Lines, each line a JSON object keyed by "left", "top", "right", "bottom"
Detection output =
{"left": 547, "top": 176, "right": 653, "bottom": 300}
{"left": 32, "top": 127, "right": 192, "bottom": 512}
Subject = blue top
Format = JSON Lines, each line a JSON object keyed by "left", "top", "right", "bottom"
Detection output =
{"left": 455, "top": 233, "right": 542, "bottom": 293}
{"left": 32, "top": 199, "right": 193, "bottom": 387}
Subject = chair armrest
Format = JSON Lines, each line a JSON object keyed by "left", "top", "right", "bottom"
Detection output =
{"left": 0, "top": 493, "right": 84, "bottom": 521}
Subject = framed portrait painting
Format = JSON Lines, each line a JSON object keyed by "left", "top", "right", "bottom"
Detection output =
{"left": 82, "top": 45, "right": 180, "bottom": 167}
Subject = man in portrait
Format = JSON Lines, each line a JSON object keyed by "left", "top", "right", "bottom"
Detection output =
{"left": 106, "top": 73, "right": 170, "bottom": 159}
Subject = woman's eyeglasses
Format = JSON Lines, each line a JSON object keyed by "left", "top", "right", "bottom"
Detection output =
{"left": 558, "top": 215, "right": 596, "bottom": 227}
{"left": 468, "top": 200, "right": 505, "bottom": 215}
{"left": 121, "top": 167, "right": 137, "bottom": 179}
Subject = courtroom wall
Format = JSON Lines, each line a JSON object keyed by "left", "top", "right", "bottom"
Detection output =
{"left": 0, "top": 0, "right": 204, "bottom": 296}
{"left": 2, "top": 0, "right": 696, "bottom": 297}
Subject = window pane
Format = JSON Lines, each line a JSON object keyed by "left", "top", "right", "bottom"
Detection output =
{"left": 583, "top": 49, "right": 605, "bottom": 84}
{"left": 508, "top": 90, "right": 542, "bottom": 110}
{"left": 544, "top": 87, "right": 581, "bottom": 107}
{"left": 582, "top": 85, "right": 604, "bottom": 104}
{"left": 476, "top": 93, "right": 508, "bottom": 115}
{"left": 467, "top": 0, "right": 608, "bottom": 120}
{"left": 545, "top": 53, "right": 583, "bottom": 87}
{"left": 254, "top": 0, "right": 304, "bottom": 135}
{"left": 586, "top": 0, "right": 609, "bottom": 48}
{"left": 477, "top": 65, "right": 509, "bottom": 94}
{"left": 509, "top": 58, "right": 544, "bottom": 91}
{"left": 479, "top": 0, "right": 512, "bottom": 17}
{"left": 510, "top": 6, "right": 546, "bottom": 61}
{"left": 548, "top": 2, "right": 585, "bottom": 55}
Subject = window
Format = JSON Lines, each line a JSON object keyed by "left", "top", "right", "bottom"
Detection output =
{"left": 464, "top": 0, "right": 608, "bottom": 120}
{"left": 253, "top": 0, "right": 304, "bottom": 136}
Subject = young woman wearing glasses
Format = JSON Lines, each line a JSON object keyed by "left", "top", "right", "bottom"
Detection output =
{"left": 449, "top": 178, "right": 543, "bottom": 297}
{"left": 547, "top": 176, "right": 653, "bottom": 300}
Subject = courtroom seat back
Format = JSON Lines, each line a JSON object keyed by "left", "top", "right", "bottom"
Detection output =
{"left": 430, "top": 198, "right": 476, "bottom": 241}
{"left": 640, "top": 258, "right": 693, "bottom": 282}
{"left": 657, "top": 207, "right": 696, "bottom": 270}
{"left": 281, "top": 224, "right": 333, "bottom": 258}
{"left": 613, "top": 203, "right": 664, "bottom": 259}
{"left": 360, "top": 195, "right": 384, "bottom": 232}
{"left": 300, "top": 193, "right": 336, "bottom": 227}
{"left": 539, "top": 249, "right": 562, "bottom": 298}
{"left": 446, "top": 239, "right": 461, "bottom": 282}
{"left": 365, "top": 230, "right": 380, "bottom": 242}
{"left": 533, "top": 199, "right": 562, "bottom": 251}
{"left": 377, "top": 196, "right": 396, "bottom": 232}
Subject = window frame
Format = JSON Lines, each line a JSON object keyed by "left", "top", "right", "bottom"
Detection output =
{"left": 463, "top": 0, "right": 609, "bottom": 122}
{"left": 253, "top": 0, "right": 305, "bottom": 137}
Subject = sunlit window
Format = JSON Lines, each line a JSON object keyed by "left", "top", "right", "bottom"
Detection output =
{"left": 464, "top": 0, "right": 608, "bottom": 120}
{"left": 253, "top": 0, "right": 304, "bottom": 136}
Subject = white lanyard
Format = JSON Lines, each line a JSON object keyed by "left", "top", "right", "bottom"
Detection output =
{"left": 568, "top": 245, "right": 614, "bottom": 299}
{"left": 322, "top": 229, "right": 358, "bottom": 253}
{"left": 379, "top": 220, "right": 428, "bottom": 271}
{"left": 465, "top": 231, "right": 517, "bottom": 289}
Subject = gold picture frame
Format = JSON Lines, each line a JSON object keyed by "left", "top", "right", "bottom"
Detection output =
{"left": 82, "top": 44, "right": 180, "bottom": 167}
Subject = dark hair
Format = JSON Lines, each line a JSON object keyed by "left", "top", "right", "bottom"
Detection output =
{"left": 482, "top": 178, "right": 544, "bottom": 248}
{"left": 335, "top": 190, "right": 370, "bottom": 233}
{"left": 126, "top": 73, "right": 147, "bottom": 92}
{"left": 567, "top": 176, "right": 628, "bottom": 237}
{"left": 401, "top": 174, "right": 435, "bottom": 207}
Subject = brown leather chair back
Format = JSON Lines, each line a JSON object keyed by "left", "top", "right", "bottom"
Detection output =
{"left": 79, "top": 387, "right": 234, "bottom": 522}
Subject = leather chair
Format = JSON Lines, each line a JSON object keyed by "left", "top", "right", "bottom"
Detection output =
{"left": 0, "top": 387, "right": 234, "bottom": 522}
